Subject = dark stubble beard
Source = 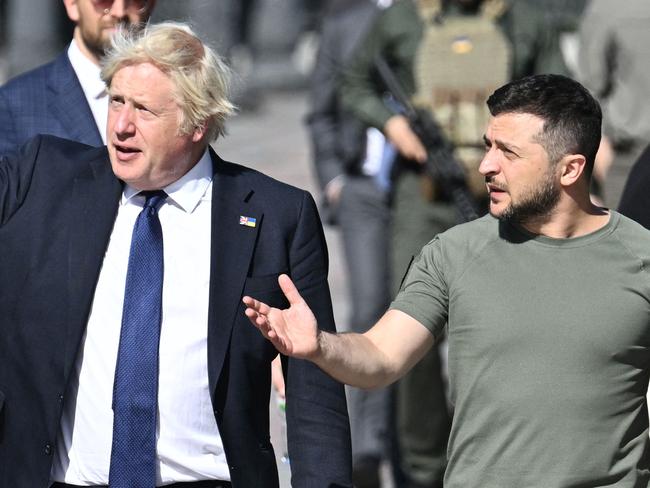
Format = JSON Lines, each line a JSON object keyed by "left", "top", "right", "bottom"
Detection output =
{"left": 496, "top": 168, "right": 561, "bottom": 226}
{"left": 84, "top": 19, "right": 131, "bottom": 61}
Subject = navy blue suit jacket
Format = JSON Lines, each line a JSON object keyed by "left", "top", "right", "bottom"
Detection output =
{"left": 0, "top": 50, "right": 102, "bottom": 156}
{"left": 0, "top": 136, "right": 352, "bottom": 487}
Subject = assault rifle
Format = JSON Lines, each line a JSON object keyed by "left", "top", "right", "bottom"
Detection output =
{"left": 374, "top": 55, "right": 480, "bottom": 222}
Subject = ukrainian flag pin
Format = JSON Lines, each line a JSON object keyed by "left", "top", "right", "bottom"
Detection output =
{"left": 451, "top": 35, "right": 473, "bottom": 54}
{"left": 239, "top": 215, "right": 257, "bottom": 228}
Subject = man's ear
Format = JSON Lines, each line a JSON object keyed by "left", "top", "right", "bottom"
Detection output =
{"left": 559, "top": 154, "right": 587, "bottom": 187}
{"left": 62, "top": 0, "right": 80, "bottom": 23}
{"left": 192, "top": 123, "right": 207, "bottom": 143}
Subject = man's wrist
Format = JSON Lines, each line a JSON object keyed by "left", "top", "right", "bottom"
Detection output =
{"left": 313, "top": 329, "right": 331, "bottom": 365}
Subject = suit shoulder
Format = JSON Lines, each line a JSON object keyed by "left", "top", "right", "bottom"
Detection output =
{"left": 0, "top": 57, "right": 60, "bottom": 96}
{"left": 22, "top": 134, "right": 106, "bottom": 162}
{"left": 216, "top": 157, "right": 309, "bottom": 200}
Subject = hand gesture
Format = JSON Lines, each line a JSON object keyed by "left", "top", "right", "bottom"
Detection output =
{"left": 243, "top": 274, "right": 320, "bottom": 359}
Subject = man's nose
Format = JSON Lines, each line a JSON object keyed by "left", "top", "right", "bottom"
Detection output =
{"left": 478, "top": 149, "right": 499, "bottom": 176}
{"left": 114, "top": 105, "right": 136, "bottom": 136}
{"left": 107, "top": 0, "right": 128, "bottom": 18}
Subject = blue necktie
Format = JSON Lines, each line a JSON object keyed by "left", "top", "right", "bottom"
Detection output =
{"left": 109, "top": 190, "right": 166, "bottom": 488}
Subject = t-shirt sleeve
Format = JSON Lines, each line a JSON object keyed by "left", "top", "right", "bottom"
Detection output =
{"left": 389, "top": 236, "right": 448, "bottom": 337}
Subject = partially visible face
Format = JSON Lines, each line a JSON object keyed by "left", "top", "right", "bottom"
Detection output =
{"left": 107, "top": 62, "right": 205, "bottom": 191}
{"left": 479, "top": 112, "right": 561, "bottom": 224}
{"left": 63, "top": 0, "right": 154, "bottom": 61}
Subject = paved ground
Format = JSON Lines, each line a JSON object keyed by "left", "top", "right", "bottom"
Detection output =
{"left": 216, "top": 90, "right": 351, "bottom": 487}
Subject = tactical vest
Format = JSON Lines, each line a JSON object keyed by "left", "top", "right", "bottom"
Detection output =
{"left": 412, "top": 0, "right": 511, "bottom": 196}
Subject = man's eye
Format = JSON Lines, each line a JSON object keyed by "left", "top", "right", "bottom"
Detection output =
{"left": 136, "top": 105, "right": 155, "bottom": 115}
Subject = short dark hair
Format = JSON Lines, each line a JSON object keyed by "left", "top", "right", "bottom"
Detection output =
{"left": 487, "top": 74, "right": 602, "bottom": 175}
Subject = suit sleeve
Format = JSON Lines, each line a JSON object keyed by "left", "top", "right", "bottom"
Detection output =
{"left": 0, "top": 135, "right": 40, "bottom": 226}
{"left": 284, "top": 190, "right": 353, "bottom": 487}
{"left": 618, "top": 145, "right": 650, "bottom": 228}
{"left": 0, "top": 87, "right": 20, "bottom": 158}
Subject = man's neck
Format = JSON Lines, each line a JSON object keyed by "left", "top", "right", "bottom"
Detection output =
{"left": 73, "top": 28, "right": 102, "bottom": 67}
{"left": 519, "top": 195, "right": 610, "bottom": 239}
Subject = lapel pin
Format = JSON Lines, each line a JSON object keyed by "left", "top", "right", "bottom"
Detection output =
{"left": 239, "top": 215, "right": 257, "bottom": 228}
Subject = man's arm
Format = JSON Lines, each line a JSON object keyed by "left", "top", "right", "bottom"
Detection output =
{"left": 0, "top": 136, "right": 40, "bottom": 225}
{"left": 244, "top": 274, "right": 434, "bottom": 389}
{"left": 280, "top": 191, "right": 353, "bottom": 486}
{"left": 619, "top": 145, "right": 650, "bottom": 228}
{"left": 0, "top": 87, "right": 20, "bottom": 157}
{"left": 339, "top": 2, "right": 427, "bottom": 163}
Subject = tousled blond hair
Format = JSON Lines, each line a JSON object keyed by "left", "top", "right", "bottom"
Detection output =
{"left": 101, "top": 22, "right": 235, "bottom": 142}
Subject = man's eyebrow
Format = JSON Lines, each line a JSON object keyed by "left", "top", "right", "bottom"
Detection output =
{"left": 484, "top": 135, "right": 522, "bottom": 153}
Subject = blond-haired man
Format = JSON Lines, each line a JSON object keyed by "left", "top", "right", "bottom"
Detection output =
{"left": 0, "top": 22, "right": 351, "bottom": 488}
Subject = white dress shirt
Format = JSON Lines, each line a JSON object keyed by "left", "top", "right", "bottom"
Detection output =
{"left": 51, "top": 150, "right": 231, "bottom": 484}
{"left": 67, "top": 39, "right": 108, "bottom": 144}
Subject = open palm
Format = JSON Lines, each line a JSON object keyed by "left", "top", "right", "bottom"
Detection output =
{"left": 243, "top": 274, "right": 320, "bottom": 359}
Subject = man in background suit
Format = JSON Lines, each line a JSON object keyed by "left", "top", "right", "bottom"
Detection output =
{"left": 0, "top": 22, "right": 351, "bottom": 487}
{"left": 0, "top": 0, "right": 155, "bottom": 155}
{"left": 305, "top": 1, "right": 393, "bottom": 486}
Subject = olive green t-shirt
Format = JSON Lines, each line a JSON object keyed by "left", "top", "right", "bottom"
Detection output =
{"left": 391, "top": 211, "right": 650, "bottom": 487}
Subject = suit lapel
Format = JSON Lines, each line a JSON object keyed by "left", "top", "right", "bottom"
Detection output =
{"left": 65, "top": 153, "right": 122, "bottom": 379}
{"left": 47, "top": 53, "right": 103, "bottom": 146}
{"left": 207, "top": 151, "right": 263, "bottom": 395}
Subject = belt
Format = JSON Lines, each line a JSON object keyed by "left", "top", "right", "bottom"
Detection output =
{"left": 51, "top": 482, "right": 231, "bottom": 488}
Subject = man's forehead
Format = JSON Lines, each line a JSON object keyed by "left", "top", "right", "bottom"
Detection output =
{"left": 109, "top": 63, "right": 177, "bottom": 103}
{"left": 486, "top": 112, "right": 545, "bottom": 137}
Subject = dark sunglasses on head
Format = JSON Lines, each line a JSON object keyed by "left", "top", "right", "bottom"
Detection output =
{"left": 91, "top": 0, "right": 149, "bottom": 14}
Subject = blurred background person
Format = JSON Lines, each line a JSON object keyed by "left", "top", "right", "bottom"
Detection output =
{"left": 0, "top": 0, "right": 156, "bottom": 156}
{"left": 340, "top": 0, "right": 510, "bottom": 486}
{"left": 501, "top": 0, "right": 587, "bottom": 80}
{"left": 619, "top": 144, "right": 650, "bottom": 230}
{"left": 577, "top": 0, "right": 650, "bottom": 209}
{"left": 152, "top": 0, "right": 323, "bottom": 112}
{"left": 306, "top": 1, "right": 394, "bottom": 486}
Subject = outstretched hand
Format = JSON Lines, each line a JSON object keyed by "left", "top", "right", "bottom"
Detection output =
{"left": 243, "top": 274, "right": 320, "bottom": 360}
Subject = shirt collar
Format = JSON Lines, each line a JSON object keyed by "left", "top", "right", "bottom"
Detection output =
{"left": 67, "top": 40, "right": 106, "bottom": 100}
{"left": 122, "top": 148, "right": 213, "bottom": 213}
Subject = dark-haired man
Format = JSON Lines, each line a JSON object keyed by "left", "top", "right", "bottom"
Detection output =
{"left": 245, "top": 74, "right": 650, "bottom": 487}
{"left": 0, "top": 0, "right": 156, "bottom": 156}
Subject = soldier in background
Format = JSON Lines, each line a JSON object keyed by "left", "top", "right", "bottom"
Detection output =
{"left": 340, "top": 0, "right": 510, "bottom": 486}
{"left": 501, "top": 0, "right": 587, "bottom": 80}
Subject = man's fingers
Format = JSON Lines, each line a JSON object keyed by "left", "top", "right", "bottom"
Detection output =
{"left": 242, "top": 295, "right": 272, "bottom": 316}
{"left": 278, "top": 274, "right": 303, "bottom": 306}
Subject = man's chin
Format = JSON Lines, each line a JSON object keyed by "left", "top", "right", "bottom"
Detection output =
{"left": 488, "top": 203, "right": 508, "bottom": 220}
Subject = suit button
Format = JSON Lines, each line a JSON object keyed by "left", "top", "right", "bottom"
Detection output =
{"left": 58, "top": 394, "right": 64, "bottom": 403}
{"left": 44, "top": 444, "right": 52, "bottom": 455}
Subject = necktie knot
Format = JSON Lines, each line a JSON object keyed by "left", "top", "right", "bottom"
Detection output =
{"left": 141, "top": 190, "right": 167, "bottom": 213}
